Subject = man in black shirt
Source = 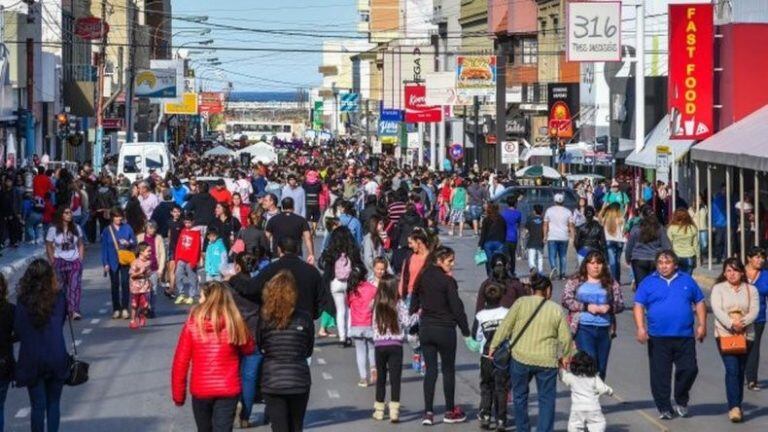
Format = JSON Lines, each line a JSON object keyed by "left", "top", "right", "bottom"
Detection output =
{"left": 265, "top": 197, "right": 315, "bottom": 265}
{"left": 185, "top": 181, "right": 216, "bottom": 229}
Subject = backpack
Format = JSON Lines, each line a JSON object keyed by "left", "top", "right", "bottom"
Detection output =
{"left": 334, "top": 253, "right": 352, "bottom": 281}
{"left": 33, "top": 196, "right": 45, "bottom": 212}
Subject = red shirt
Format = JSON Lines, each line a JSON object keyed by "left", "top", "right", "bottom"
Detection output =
{"left": 32, "top": 174, "right": 53, "bottom": 198}
{"left": 175, "top": 228, "right": 202, "bottom": 268}
{"left": 210, "top": 187, "right": 233, "bottom": 208}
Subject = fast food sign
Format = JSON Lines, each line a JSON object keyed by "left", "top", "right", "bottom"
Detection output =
{"left": 547, "top": 83, "right": 580, "bottom": 139}
{"left": 456, "top": 56, "right": 496, "bottom": 97}
{"left": 668, "top": 4, "right": 713, "bottom": 140}
{"left": 404, "top": 84, "right": 442, "bottom": 124}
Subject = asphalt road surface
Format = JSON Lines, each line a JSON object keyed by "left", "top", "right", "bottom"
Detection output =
{"left": 4, "top": 234, "right": 768, "bottom": 431}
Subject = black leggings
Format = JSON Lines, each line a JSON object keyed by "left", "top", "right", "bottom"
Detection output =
{"left": 375, "top": 345, "right": 403, "bottom": 403}
{"left": 419, "top": 325, "right": 457, "bottom": 412}
{"left": 264, "top": 392, "right": 310, "bottom": 432}
{"left": 191, "top": 396, "right": 238, "bottom": 432}
{"left": 631, "top": 259, "right": 656, "bottom": 288}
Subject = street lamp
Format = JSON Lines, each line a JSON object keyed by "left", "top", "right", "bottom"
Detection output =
{"left": 175, "top": 40, "right": 215, "bottom": 58}
{"left": 331, "top": 82, "right": 339, "bottom": 136}
{"left": 153, "top": 15, "right": 209, "bottom": 58}
{"left": 172, "top": 28, "right": 212, "bottom": 39}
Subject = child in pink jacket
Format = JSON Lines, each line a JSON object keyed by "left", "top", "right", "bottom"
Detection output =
{"left": 348, "top": 269, "right": 378, "bottom": 387}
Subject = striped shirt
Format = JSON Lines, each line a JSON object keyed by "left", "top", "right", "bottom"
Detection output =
{"left": 387, "top": 201, "right": 407, "bottom": 224}
{"left": 489, "top": 295, "right": 574, "bottom": 368}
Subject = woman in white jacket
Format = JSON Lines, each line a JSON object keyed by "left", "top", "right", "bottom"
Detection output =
{"left": 362, "top": 217, "right": 386, "bottom": 275}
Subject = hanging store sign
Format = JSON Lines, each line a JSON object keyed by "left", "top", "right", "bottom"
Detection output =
{"left": 378, "top": 109, "right": 401, "bottom": 138}
{"left": 313, "top": 101, "right": 323, "bottom": 131}
{"left": 340, "top": 93, "right": 360, "bottom": 113}
{"left": 198, "top": 92, "right": 225, "bottom": 115}
{"left": 164, "top": 93, "right": 198, "bottom": 115}
{"left": 566, "top": 1, "right": 621, "bottom": 62}
{"left": 456, "top": 56, "right": 497, "bottom": 97}
{"left": 668, "top": 3, "right": 714, "bottom": 140}
{"left": 404, "top": 84, "right": 442, "bottom": 123}
{"left": 135, "top": 69, "right": 177, "bottom": 98}
{"left": 547, "top": 83, "right": 580, "bottom": 139}
{"left": 75, "top": 17, "right": 109, "bottom": 40}
{"left": 424, "top": 72, "right": 471, "bottom": 106}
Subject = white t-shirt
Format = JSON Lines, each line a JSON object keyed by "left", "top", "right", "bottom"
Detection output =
{"left": 544, "top": 205, "right": 573, "bottom": 241}
{"left": 46, "top": 226, "right": 83, "bottom": 261}
{"left": 364, "top": 181, "right": 379, "bottom": 196}
{"left": 560, "top": 370, "right": 613, "bottom": 412}
{"left": 234, "top": 179, "right": 253, "bottom": 204}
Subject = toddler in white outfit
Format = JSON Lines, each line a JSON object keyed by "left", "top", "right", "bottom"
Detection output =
{"left": 561, "top": 351, "right": 614, "bottom": 432}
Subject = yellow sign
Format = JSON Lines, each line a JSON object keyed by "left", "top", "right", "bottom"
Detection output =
{"left": 656, "top": 145, "right": 671, "bottom": 154}
{"left": 164, "top": 92, "right": 198, "bottom": 115}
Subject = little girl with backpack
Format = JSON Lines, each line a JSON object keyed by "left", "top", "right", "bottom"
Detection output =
{"left": 371, "top": 274, "right": 418, "bottom": 423}
{"left": 347, "top": 267, "right": 378, "bottom": 388}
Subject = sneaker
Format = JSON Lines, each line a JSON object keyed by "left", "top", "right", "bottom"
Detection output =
{"left": 421, "top": 412, "right": 434, "bottom": 426}
{"left": 174, "top": 295, "right": 187, "bottom": 305}
{"left": 658, "top": 411, "right": 674, "bottom": 420}
{"left": 357, "top": 379, "right": 368, "bottom": 388}
{"left": 129, "top": 320, "right": 139, "bottom": 330}
{"left": 412, "top": 354, "right": 422, "bottom": 372}
{"left": 370, "top": 368, "right": 378, "bottom": 384}
{"left": 674, "top": 405, "right": 689, "bottom": 418}
{"left": 549, "top": 268, "right": 558, "bottom": 280}
{"left": 121, "top": 309, "right": 130, "bottom": 319}
{"left": 112, "top": 310, "right": 121, "bottom": 319}
{"left": 72, "top": 312, "right": 82, "bottom": 321}
{"left": 729, "top": 407, "right": 742, "bottom": 423}
{"left": 183, "top": 297, "right": 195, "bottom": 305}
{"left": 478, "top": 414, "right": 490, "bottom": 430}
{"left": 443, "top": 407, "right": 467, "bottom": 424}
{"left": 495, "top": 419, "right": 506, "bottom": 432}
{"left": 747, "top": 382, "right": 761, "bottom": 391}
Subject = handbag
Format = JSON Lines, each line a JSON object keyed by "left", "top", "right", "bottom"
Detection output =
{"left": 718, "top": 285, "right": 750, "bottom": 355}
{"left": 474, "top": 249, "right": 488, "bottom": 266}
{"left": 65, "top": 314, "right": 89, "bottom": 386}
{"left": 109, "top": 227, "right": 135, "bottom": 266}
{"left": 492, "top": 297, "right": 548, "bottom": 370}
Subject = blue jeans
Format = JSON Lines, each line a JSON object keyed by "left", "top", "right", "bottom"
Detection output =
{"left": 699, "top": 231, "right": 708, "bottom": 256}
{"left": 575, "top": 324, "right": 612, "bottom": 380}
{"left": 509, "top": 359, "right": 557, "bottom": 432}
{"left": 606, "top": 241, "right": 624, "bottom": 283}
{"left": 678, "top": 257, "right": 696, "bottom": 275}
{"left": 483, "top": 241, "right": 505, "bottom": 275}
{"left": 718, "top": 340, "right": 751, "bottom": 409}
{"left": 0, "top": 379, "right": 9, "bottom": 431}
{"left": 27, "top": 376, "right": 65, "bottom": 432}
{"left": 240, "top": 352, "right": 264, "bottom": 421}
{"left": 547, "top": 240, "right": 568, "bottom": 277}
{"left": 25, "top": 211, "right": 43, "bottom": 243}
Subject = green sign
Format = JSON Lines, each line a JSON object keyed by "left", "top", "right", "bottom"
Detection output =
{"left": 313, "top": 101, "right": 323, "bottom": 131}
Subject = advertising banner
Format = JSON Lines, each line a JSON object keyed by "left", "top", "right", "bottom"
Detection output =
{"left": 198, "top": 92, "right": 224, "bottom": 115}
{"left": 456, "top": 56, "right": 497, "bottom": 97}
{"left": 378, "top": 108, "right": 402, "bottom": 138}
{"left": 566, "top": 1, "right": 622, "bottom": 62}
{"left": 404, "top": 84, "right": 442, "bottom": 123}
{"left": 425, "top": 72, "right": 471, "bottom": 106}
{"left": 548, "top": 84, "right": 580, "bottom": 139}
{"left": 313, "top": 101, "right": 323, "bottom": 131}
{"left": 164, "top": 93, "right": 198, "bottom": 115}
{"left": 340, "top": 93, "right": 360, "bottom": 112}
{"left": 135, "top": 69, "right": 177, "bottom": 98}
{"left": 668, "top": 3, "right": 713, "bottom": 140}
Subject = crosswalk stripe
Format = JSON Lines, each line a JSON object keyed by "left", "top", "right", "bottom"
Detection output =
{"left": 82, "top": 328, "right": 92, "bottom": 335}
{"left": 317, "top": 358, "right": 326, "bottom": 365}
{"left": 327, "top": 390, "right": 340, "bottom": 399}
{"left": 90, "top": 318, "right": 100, "bottom": 324}
{"left": 322, "top": 372, "right": 333, "bottom": 380}
{"left": 15, "top": 408, "right": 30, "bottom": 418}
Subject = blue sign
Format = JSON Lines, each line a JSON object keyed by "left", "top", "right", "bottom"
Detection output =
{"left": 380, "top": 109, "right": 404, "bottom": 122}
{"left": 340, "top": 93, "right": 360, "bottom": 112}
{"left": 449, "top": 143, "right": 464, "bottom": 161}
{"left": 378, "top": 108, "right": 403, "bottom": 137}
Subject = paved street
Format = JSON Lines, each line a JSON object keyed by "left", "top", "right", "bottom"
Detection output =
{"left": 3, "top": 235, "right": 768, "bottom": 432}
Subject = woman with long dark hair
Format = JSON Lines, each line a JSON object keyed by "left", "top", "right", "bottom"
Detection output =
{"left": 479, "top": 203, "right": 507, "bottom": 276}
{"left": 362, "top": 216, "right": 385, "bottom": 275}
{"left": 210, "top": 202, "right": 241, "bottom": 251}
{"left": 710, "top": 258, "right": 759, "bottom": 422}
{"left": 667, "top": 208, "right": 699, "bottom": 275}
{"left": 562, "top": 251, "right": 625, "bottom": 379}
{"left": 14, "top": 259, "right": 69, "bottom": 432}
{"left": 258, "top": 270, "right": 314, "bottom": 432}
{"left": 319, "top": 226, "right": 364, "bottom": 346}
{"left": 45, "top": 206, "right": 85, "bottom": 320}
{"left": 409, "top": 246, "right": 471, "bottom": 424}
{"left": 398, "top": 228, "right": 432, "bottom": 301}
{"left": 239, "top": 209, "right": 270, "bottom": 260}
{"left": 474, "top": 253, "right": 528, "bottom": 313}
{"left": 625, "top": 205, "right": 671, "bottom": 287}
{"left": 100, "top": 207, "right": 136, "bottom": 319}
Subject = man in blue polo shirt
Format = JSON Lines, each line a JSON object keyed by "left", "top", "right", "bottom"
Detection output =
{"left": 633, "top": 250, "right": 707, "bottom": 420}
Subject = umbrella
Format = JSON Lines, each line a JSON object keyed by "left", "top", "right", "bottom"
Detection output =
{"left": 203, "top": 145, "right": 235, "bottom": 157}
{"left": 516, "top": 164, "right": 562, "bottom": 179}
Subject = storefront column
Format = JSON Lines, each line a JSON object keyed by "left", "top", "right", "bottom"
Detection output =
{"left": 707, "top": 164, "right": 713, "bottom": 270}
{"left": 726, "top": 167, "right": 732, "bottom": 258}
{"left": 739, "top": 168, "right": 745, "bottom": 262}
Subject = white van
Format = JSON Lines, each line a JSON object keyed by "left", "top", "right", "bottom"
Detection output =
{"left": 117, "top": 142, "right": 174, "bottom": 183}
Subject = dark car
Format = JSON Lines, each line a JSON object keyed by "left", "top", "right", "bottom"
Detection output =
{"left": 493, "top": 186, "right": 579, "bottom": 226}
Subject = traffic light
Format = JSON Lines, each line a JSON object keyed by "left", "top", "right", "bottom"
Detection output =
{"left": 56, "top": 112, "right": 69, "bottom": 139}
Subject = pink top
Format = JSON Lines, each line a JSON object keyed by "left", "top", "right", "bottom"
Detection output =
{"left": 129, "top": 258, "right": 153, "bottom": 294}
{"left": 348, "top": 281, "right": 378, "bottom": 327}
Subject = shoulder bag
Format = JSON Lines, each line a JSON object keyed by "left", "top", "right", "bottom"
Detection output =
{"left": 65, "top": 314, "right": 89, "bottom": 386}
{"left": 493, "top": 297, "right": 548, "bottom": 370}
{"left": 718, "top": 285, "right": 750, "bottom": 355}
{"left": 110, "top": 226, "right": 135, "bottom": 266}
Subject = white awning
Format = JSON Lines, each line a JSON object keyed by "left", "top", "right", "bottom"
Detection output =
{"left": 691, "top": 105, "right": 768, "bottom": 172}
{"left": 625, "top": 115, "right": 695, "bottom": 169}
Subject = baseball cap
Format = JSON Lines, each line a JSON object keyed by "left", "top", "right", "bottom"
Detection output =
{"left": 554, "top": 193, "right": 564, "bottom": 204}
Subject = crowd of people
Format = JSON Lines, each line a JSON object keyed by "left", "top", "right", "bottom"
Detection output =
{"left": 0, "top": 137, "right": 765, "bottom": 432}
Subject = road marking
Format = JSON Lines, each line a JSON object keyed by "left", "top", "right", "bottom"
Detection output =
{"left": 82, "top": 328, "right": 92, "bottom": 335}
{"left": 327, "top": 390, "right": 340, "bottom": 399}
{"left": 104, "top": 301, "right": 111, "bottom": 306}
{"left": 317, "top": 358, "right": 327, "bottom": 365}
{"left": 15, "top": 408, "right": 30, "bottom": 418}
{"left": 610, "top": 393, "right": 669, "bottom": 432}
{"left": 98, "top": 308, "right": 107, "bottom": 314}
{"left": 74, "top": 339, "right": 82, "bottom": 347}
{"left": 313, "top": 347, "right": 322, "bottom": 352}
{"left": 322, "top": 372, "right": 333, "bottom": 380}
{"left": 90, "top": 318, "right": 100, "bottom": 325}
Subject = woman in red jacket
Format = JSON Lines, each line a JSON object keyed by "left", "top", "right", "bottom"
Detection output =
{"left": 172, "top": 281, "right": 254, "bottom": 432}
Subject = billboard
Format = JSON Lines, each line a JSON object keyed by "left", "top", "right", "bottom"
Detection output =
{"left": 135, "top": 69, "right": 177, "bottom": 98}
{"left": 313, "top": 101, "right": 323, "bottom": 131}
{"left": 566, "top": 1, "right": 622, "bottom": 62}
{"left": 425, "top": 72, "right": 471, "bottom": 106}
{"left": 164, "top": 93, "right": 198, "bottom": 115}
{"left": 456, "top": 56, "right": 497, "bottom": 97}
{"left": 548, "top": 83, "right": 580, "bottom": 139}
{"left": 404, "top": 84, "right": 442, "bottom": 123}
{"left": 198, "top": 92, "right": 224, "bottom": 115}
{"left": 378, "top": 108, "right": 402, "bottom": 138}
{"left": 668, "top": 3, "right": 713, "bottom": 140}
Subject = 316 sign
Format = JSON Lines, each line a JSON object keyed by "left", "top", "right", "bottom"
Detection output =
{"left": 566, "top": 2, "right": 621, "bottom": 62}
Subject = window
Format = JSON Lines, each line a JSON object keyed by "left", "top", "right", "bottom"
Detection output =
{"left": 522, "top": 39, "right": 538, "bottom": 65}
{"left": 123, "top": 156, "right": 142, "bottom": 174}
{"left": 145, "top": 152, "right": 164, "bottom": 169}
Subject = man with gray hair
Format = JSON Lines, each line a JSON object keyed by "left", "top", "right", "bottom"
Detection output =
{"left": 137, "top": 180, "right": 160, "bottom": 221}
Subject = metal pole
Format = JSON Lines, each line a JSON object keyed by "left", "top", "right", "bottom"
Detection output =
{"left": 438, "top": 112, "right": 446, "bottom": 170}
{"left": 756, "top": 174, "right": 760, "bottom": 248}
{"left": 740, "top": 168, "right": 745, "bottom": 262}
{"left": 365, "top": 99, "right": 371, "bottom": 146}
{"left": 726, "top": 167, "right": 732, "bottom": 258}
{"left": 707, "top": 165, "right": 712, "bottom": 270}
{"left": 25, "top": 37, "right": 34, "bottom": 161}
{"left": 429, "top": 121, "right": 436, "bottom": 171}
{"left": 473, "top": 96, "right": 479, "bottom": 168}
{"left": 94, "top": 0, "right": 107, "bottom": 173}
{"left": 495, "top": 38, "right": 507, "bottom": 171}
{"left": 695, "top": 163, "right": 700, "bottom": 268}
{"left": 462, "top": 106, "right": 467, "bottom": 165}
{"left": 125, "top": 2, "right": 137, "bottom": 143}
{"left": 153, "top": 103, "right": 164, "bottom": 142}
{"left": 418, "top": 123, "right": 425, "bottom": 168}
{"left": 635, "top": 0, "right": 645, "bottom": 154}
{"left": 671, "top": 150, "right": 676, "bottom": 215}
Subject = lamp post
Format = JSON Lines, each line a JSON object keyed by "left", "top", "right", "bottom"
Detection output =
{"left": 153, "top": 15, "right": 208, "bottom": 58}
{"left": 331, "top": 82, "right": 340, "bottom": 137}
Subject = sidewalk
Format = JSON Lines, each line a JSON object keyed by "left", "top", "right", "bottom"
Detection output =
{"left": 0, "top": 243, "right": 46, "bottom": 281}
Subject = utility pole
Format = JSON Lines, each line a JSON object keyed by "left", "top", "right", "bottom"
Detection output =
{"left": 473, "top": 95, "right": 479, "bottom": 169}
{"left": 365, "top": 99, "right": 370, "bottom": 145}
{"left": 635, "top": 0, "right": 645, "bottom": 154}
{"left": 125, "top": 1, "right": 137, "bottom": 143}
{"left": 26, "top": 37, "right": 34, "bottom": 161}
{"left": 495, "top": 38, "right": 508, "bottom": 171}
{"left": 94, "top": 0, "right": 107, "bottom": 173}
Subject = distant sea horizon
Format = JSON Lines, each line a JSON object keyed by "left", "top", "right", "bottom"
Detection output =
{"left": 228, "top": 91, "right": 299, "bottom": 102}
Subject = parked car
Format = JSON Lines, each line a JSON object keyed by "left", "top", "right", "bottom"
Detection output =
{"left": 493, "top": 186, "right": 580, "bottom": 226}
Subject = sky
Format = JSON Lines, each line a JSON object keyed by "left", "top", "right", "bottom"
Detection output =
{"left": 171, "top": 0, "right": 359, "bottom": 93}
